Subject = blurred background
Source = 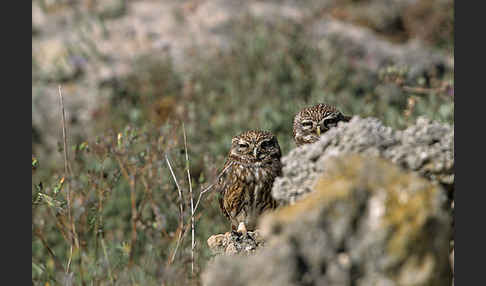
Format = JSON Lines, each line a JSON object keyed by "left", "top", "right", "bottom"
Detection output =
{"left": 32, "top": 0, "right": 454, "bottom": 285}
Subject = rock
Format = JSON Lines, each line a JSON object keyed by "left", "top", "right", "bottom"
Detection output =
{"left": 207, "top": 230, "right": 265, "bottom": 256}
{"left": 272, "top": 116, "right": 453, "bottom": 205}
{"left": 202, "top": 155, "right": 452, "bottom": 286}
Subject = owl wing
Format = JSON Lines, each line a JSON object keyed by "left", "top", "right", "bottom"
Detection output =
{"left": 216, "top": 160, "right": 233, "bottom": 221}
{"left": 217, "top": 160, "right": 250, "bottom": 227}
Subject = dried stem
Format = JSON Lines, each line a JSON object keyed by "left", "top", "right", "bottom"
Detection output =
{"left": 58, "top": 86, "right": 71, "bottom": 176}
{"left": 34, "top": 227, "right": 66, "bottom": 273}
{"left": 165, "top": 153, "right": 185, "bottom": 264}
{"left": 168, "top": 227, "right": 185, "bottom": 265}
{"left": 165, "top": 153, "right": 185, "bottom": 217}
{"left": 193, "top": 161, "right": 233, "bottom": 214}
{"left": 164, "top": 131, "right": 233, "bottom": 268}
{"left": 58, "top": 85, "right": 78, "bottom": 273}
{"left": 182, "top": 123, "right": 195, "bottom": 276}
{"left": 93, "top": 168, "right": 114, "bottom": 284}
{"left": 101, "top": 234, "right": 114, "bottom": 284}
{"left": 402, "top": 85, "right": 451, "bottom": 97}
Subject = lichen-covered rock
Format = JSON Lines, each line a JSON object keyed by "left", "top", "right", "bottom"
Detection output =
{"left": 272, "top": 116, "right": 453, "bottom": 205}
{"left": 202, "top": 155, "right": 452, "bottom": 286}
{"left": 207, "top": 230, "right": 265, "bottom": 256}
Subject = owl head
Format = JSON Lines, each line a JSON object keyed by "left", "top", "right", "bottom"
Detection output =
{"left": 229, "top": 130, "right": 281, "bottom": 165}
{"left": 293, "top": 103, "right": 351, "bottom": 146}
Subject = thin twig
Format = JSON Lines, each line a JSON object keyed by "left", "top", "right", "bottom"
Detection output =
{"left": 402, "top": 85, "right": 449, "bottom": 97}
{"left": 58, "top": 86, "right": 77, "bottom": 273}
{"left": 34, "top": 227, "right": 66, "bottom": 273}
{"left": 169, "top": 227, "right": 185, "bottom": 265}
{"left": 164, "top": 147, "right": 233, "bottom": 267}
{"left": 58, "top": 86, "right": 71, "bottom": 176}
{"left": 182, "top": 123, "right": 195, "bottom": 276}
{"left": 165, "top": 154, "right": 185, "bottom": 217}
{"left": 193, "top": 162, "right": 233, "bottom": 213}
{"left": 165, "top": 153, "right": 185, "bottom": 264}
{"left": 101, "top": 235, "right": 114, "bottom": 284}
{"left": 93, "top": 169, "right": 114, "bottom": 284}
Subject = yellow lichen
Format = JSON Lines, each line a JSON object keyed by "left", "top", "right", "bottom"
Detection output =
{"left": 267, "top": 154, "right": 443, "bottom": 266}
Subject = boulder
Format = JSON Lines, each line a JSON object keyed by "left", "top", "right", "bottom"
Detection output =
{"left": 272, "top": 116, "right": 454, "bottom": 205}
{"left": 202, "top": 154, "right": 452, "bottom": 286}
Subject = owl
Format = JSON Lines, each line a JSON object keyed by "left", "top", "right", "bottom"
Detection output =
{"left": 293, "top": 103, "right": 352, "bottom": 146}
{"left": 216, "top": 130, "right": 282, "bottom": 234}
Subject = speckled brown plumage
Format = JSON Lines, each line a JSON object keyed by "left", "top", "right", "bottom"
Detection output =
{"left": 216, "top": 130, "right": 282, "bottom": 232}
{"left": 293, "top": 103, "right": 352, "bottom": 146}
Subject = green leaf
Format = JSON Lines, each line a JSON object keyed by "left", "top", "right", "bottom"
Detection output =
{"left": 32, "top": 157, "right": 39, "bottom": 169}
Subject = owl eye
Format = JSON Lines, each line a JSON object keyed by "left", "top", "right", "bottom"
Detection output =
{"left": 323, "top": 118, "right": 338, "bottom": 128}
{"left": 260, "top": 140, "right": 272, "bottom": 148}
{"left": 301, "top": 121, "right": 313, "bottom": 128}
{"left": 238, "top": 143, "right": 249, "bottom": 148}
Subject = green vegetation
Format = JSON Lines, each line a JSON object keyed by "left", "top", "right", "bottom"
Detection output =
{"left": 32, "top": 12, "right": 453, "bottom": 286}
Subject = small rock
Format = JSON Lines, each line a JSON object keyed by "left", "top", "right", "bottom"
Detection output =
{"left": 207, "top": 230, "right": 265, "bottom": 256}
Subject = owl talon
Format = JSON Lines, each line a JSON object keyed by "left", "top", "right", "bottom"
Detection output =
{"left": 237, "top": 222, "right": 248, "bottom": 236}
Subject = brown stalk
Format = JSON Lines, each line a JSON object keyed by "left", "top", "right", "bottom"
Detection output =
{"left": 58, "top": 86, "right": 78, "bottom": 273}
{"left": 34, "top": 227, "right": 66, "bottom": 273}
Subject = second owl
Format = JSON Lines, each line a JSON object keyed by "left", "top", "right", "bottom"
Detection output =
{"left": 293, "top": 103, "right": 352, "bottom": 146}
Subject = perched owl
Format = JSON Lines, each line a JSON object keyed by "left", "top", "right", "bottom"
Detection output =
{"left": 216, "top": 130, "right": 282, "bottom": 234}
{"left": 293, "top": 103, "right": 352, "bottom": 146}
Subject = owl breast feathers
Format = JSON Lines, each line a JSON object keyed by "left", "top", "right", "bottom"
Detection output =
{"left": 216, "top": 130, "right": 282, "bottom": 232}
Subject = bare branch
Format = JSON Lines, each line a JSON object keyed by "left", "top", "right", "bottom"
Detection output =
{"left": 193, "top": 161, "right": 233, "bottom": 214}
{"left": 164, "top": 131, "right": 233, "bottom": 268}
{"left": 183, "top": 123, "right": 195, "bottom": 276}
{"left": 165, "top": 153, "right": 185, "bottom": 264}
{"left": 34, "top": 227, "right": 66, "bottom": 273}
{"left": 165, "top": 154, "right": 185, "bottom": 217}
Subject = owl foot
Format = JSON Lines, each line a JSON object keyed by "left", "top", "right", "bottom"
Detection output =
{"left": 237, "top": 222, "right": 248, "bottom": 236}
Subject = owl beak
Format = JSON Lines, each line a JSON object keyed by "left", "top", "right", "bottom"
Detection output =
{"left": 253, "top": 147, "right": 258, "bottom": 158}
{"left": 316, "top": 126, "right": 321, "bottom": 136}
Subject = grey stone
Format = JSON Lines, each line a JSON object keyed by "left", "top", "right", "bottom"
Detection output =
{"left": 202, "top": 155, "right": 452, "bottom": 286}
{"left": 272, "top": 116, "right": 453, "bottom": 205}
{"left": 207, "top": 230, "right": 265, "bottom": 256}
